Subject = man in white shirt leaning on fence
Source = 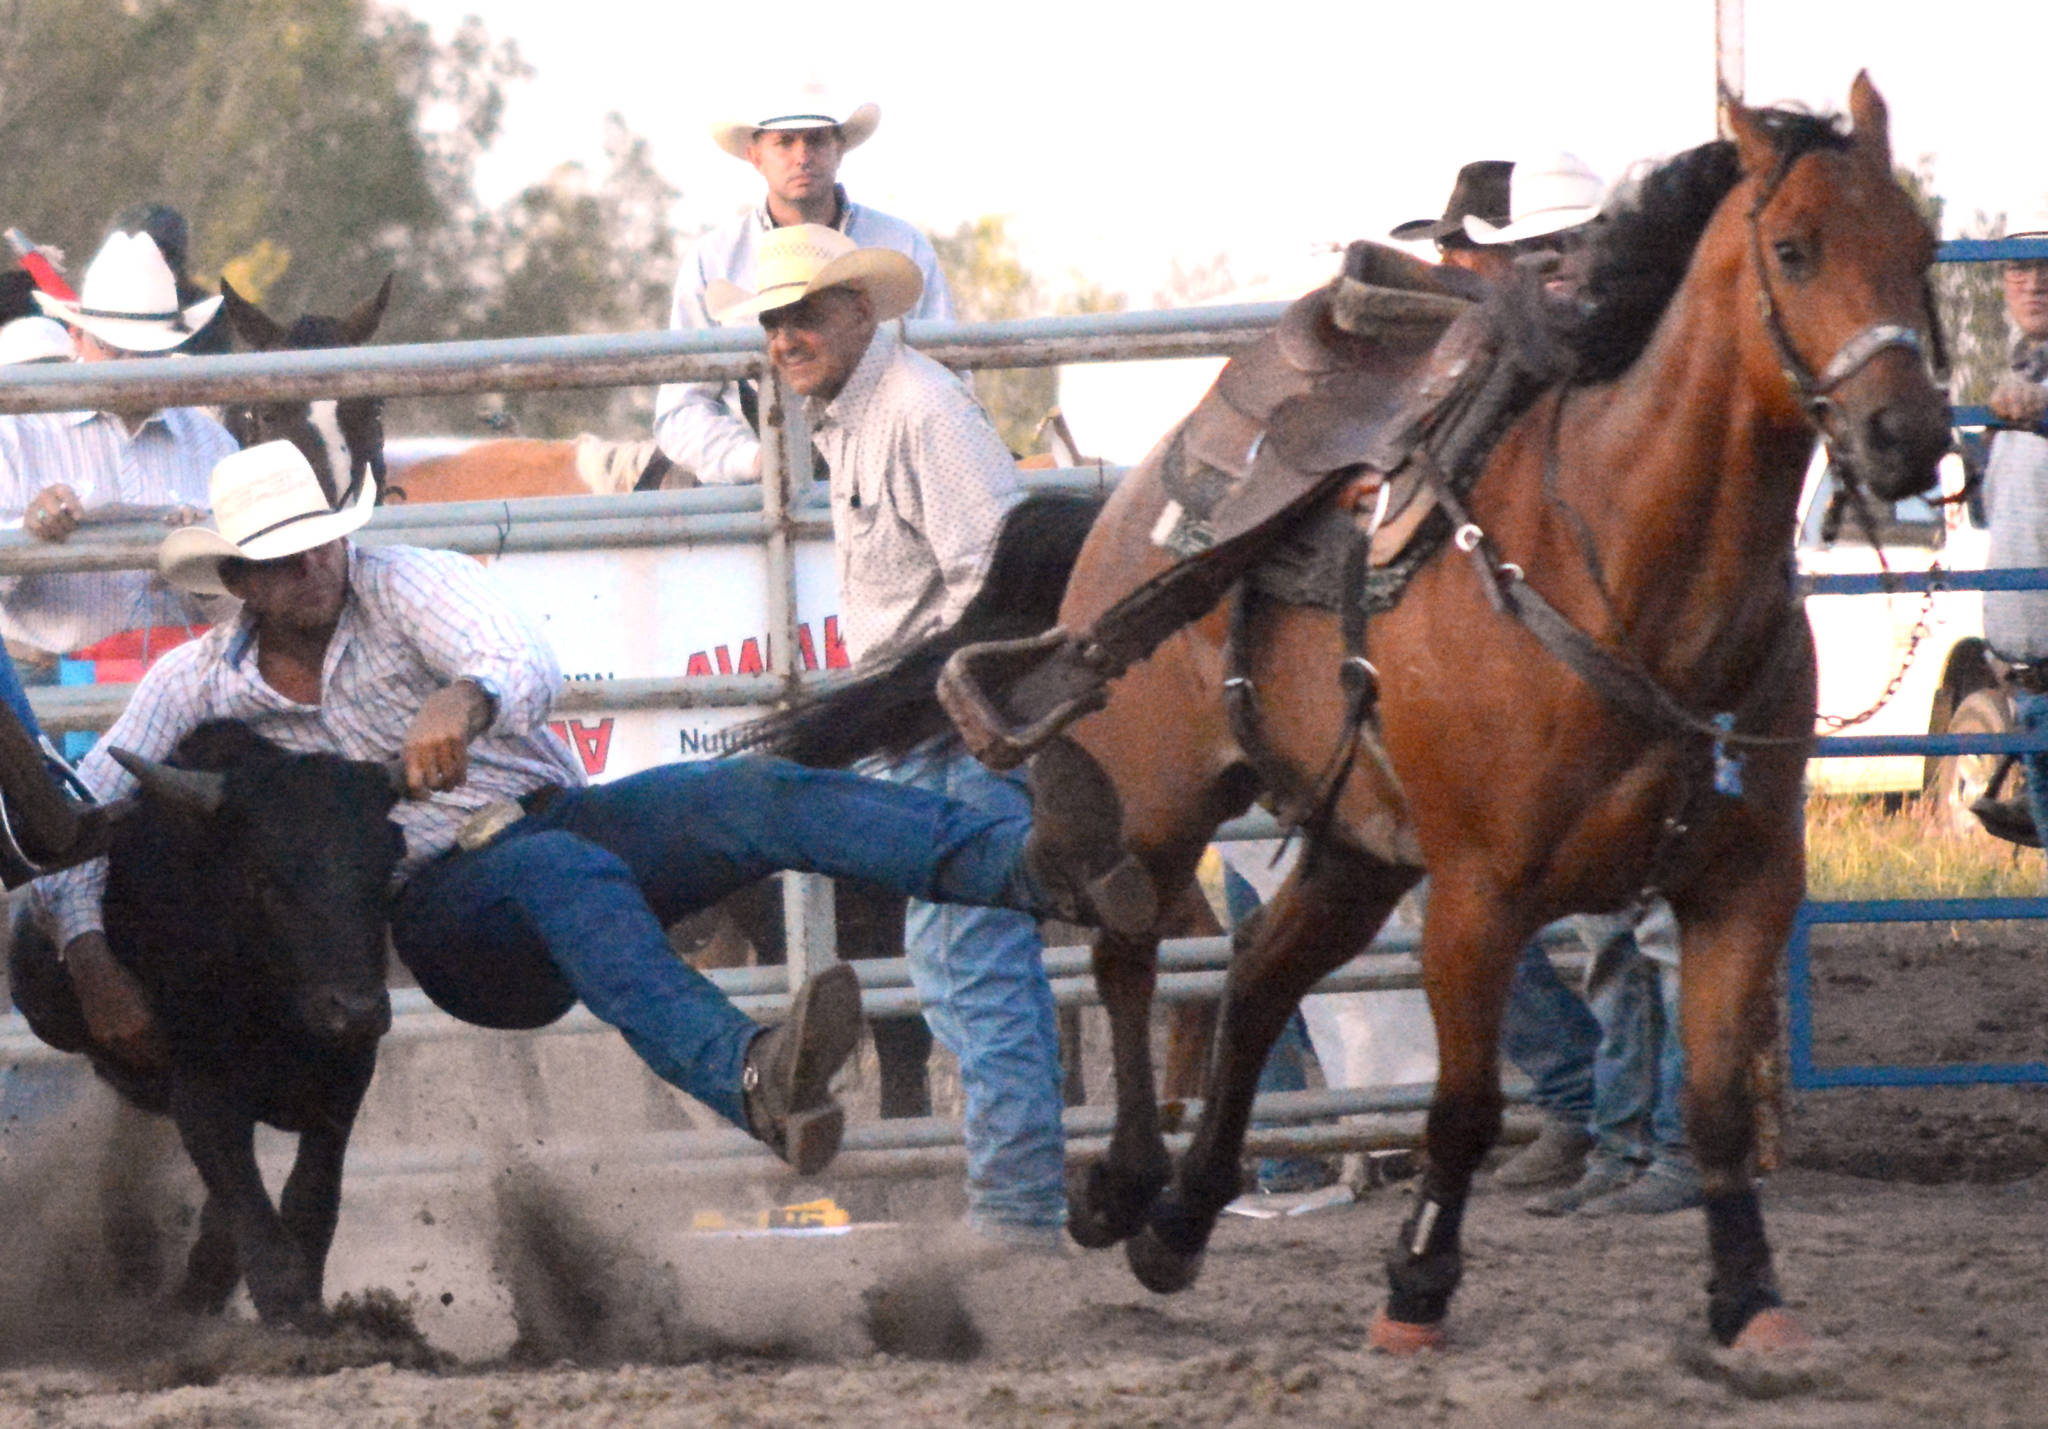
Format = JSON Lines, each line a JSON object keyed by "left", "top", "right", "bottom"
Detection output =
{"left": 653, "top": 92, "right": 953, "bottom": 485}
{"left": 712, "top": 227, "right": 1071, "bottom": 1253}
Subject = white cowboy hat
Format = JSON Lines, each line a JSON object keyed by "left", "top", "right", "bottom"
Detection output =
{"left": 1464, "top": 151, "right": 1607, "bottom": 246}
{"left": 711, "top": 98, "right": 880, "bottom": 160}
{"left": 0, "top": 316, "right": 74, "bottom": 366}
{"left": 32, "top": 230, "right": 222, "bottom": 353}
{"left": 705, "top": 224, "right": 922, "bottom": 324}
{"left": 160, "top": 440, "right": 376, "bottom": 597}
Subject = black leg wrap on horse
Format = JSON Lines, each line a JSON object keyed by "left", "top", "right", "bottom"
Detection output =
{"left": 1704, "top": 1188, "right": 1782, "bottom": 1345}
{"left": 1384, "top": 1187, "right": 1467, "bottom": 1325}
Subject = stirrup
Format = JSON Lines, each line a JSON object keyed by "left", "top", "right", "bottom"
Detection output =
{"left": 937, "top": 629, "right": 1112, "bottom": 771}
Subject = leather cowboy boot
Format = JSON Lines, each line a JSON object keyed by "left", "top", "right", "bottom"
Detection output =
{"left": 1020, "top": 737, "right": 1157, "bottom": 938}
{"left": 742, "top": 962, "right": 863, "bottom": 1176}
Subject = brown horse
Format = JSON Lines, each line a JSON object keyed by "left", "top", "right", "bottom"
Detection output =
{"left": 762, "top": 78, "right": 1950, "bottom": 1350}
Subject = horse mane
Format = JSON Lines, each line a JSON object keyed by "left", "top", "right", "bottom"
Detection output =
{"left": 736, "top": 489, "right": 1104, "bottom": 767}
{"left": 1490, "top": 107, "right": 1853, "bottom": 389}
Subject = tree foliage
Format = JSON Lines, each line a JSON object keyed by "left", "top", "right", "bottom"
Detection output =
{"left": 1900, "top": 165, "right": 2009, "bottom": 406}
{"left": 932, "top": 215, "right": 1124, "bottom": 457}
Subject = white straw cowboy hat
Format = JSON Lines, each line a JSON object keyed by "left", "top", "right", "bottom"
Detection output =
{"left": 705, "top": 224, "right": 923, "bottom": 324}
{"left": 160, "top": 440, "right": 376, "bottom": 597}
{"left": 1464, "top": 151, "right": 1607, "bottom": 246}
{"left": 0, "top": 316, "right": 74, "bottom": 366}
{"left": 32, "top": 230, "right": 222, "bottom": 353}
{"left": 711, "top": 97, "right": 880, "bottom": 160}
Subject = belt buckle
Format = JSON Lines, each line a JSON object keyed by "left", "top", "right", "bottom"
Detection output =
{"left": 455, "top": 798, "right": 527, "bottom": 852}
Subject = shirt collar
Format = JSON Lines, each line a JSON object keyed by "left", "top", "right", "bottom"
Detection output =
{"left": 753, "top": 184, "right": 855, "bottom": 234}
{"left": 812, "top": 324, "right": 898, "bottom": 431}
{"left": 2015, "top": 336, "right": 2048, "bottom": 384}
{"left": 63, "top": 406, "right": 169, "bottom": 434}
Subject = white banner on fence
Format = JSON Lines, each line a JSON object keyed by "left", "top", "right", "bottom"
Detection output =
{"left": 479, "top": 535, "right": 842, "bottom": 781}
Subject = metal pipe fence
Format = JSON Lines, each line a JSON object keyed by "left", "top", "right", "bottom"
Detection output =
{"left": 5, "top": 240, "right": 2045, "bottom": 1154}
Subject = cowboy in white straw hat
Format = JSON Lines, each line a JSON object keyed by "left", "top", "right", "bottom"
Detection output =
{"left": 0, "top": 226, "right": 237, "bottom": 686}
{"left": 653, "top": 86, "right": 952, "bottom": 486}
{"left": 713, "top": 219, "right": 1081, "bottom": 1253}
{"left": 34, "top": 229, "right": 222, "bottom": 356}
{"left": 159, "top": 440, "right": 378, "bottom": 598}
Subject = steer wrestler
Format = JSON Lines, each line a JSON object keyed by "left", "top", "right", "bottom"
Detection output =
{"left": 25, "top": 440, "right": 1147, "bottom": 1174}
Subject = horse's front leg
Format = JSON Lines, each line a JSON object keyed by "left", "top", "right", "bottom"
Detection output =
{"left": 1670, "top": 855, "right": 1808, "bottom": 1350}
{"left": 1128, "top": 843, "right": 1417, "bottom": 1294}
{"left": 1371, "top": 876, "right": 1533, "bottom": 1352}
{"left": 167, "top": 1075, "right": 319, "bottom": 1328}
{"left": 1067, "top": 923, "right": 1171, "bottom": 1248}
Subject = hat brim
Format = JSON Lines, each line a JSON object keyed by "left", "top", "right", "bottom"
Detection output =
{"left": 1464, "top": 204, "right": 1602, "bottom": 246}
{"left": 713, "top": 102, "right": 880, "bottom": 160}
{"left": 1389, "top": 216, "right": 1469, "bottom": 242}
{"left": 159, "top": 470, "right": 377, "bottom": 597}
{"left": 34, "top": 291, "right": 221, "bottom": 354}
{"left": 708, "top": 248, "right": 923, "bottom": 325}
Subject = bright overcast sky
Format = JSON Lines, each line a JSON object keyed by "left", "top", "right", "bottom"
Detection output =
{"left": 404, "top": 0, "right": 2037, "bottom": 305}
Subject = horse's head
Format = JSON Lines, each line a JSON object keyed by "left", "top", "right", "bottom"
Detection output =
{"left": 1723, "top": 73, "right": 1950, "bottom": 503}
{"left": 219, "top": 276, "right": 394, "bottom": 507}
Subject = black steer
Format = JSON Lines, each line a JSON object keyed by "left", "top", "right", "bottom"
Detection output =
{"left": 11, "top": 719, "right": 404, "bottom": 1327}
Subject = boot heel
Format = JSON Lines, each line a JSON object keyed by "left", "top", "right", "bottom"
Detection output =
{"left": 1087, "top": 857, "right": 1159, "bottom": 938}
{"left": 781, "top": 1102, "right": 846, "bottom": 1177}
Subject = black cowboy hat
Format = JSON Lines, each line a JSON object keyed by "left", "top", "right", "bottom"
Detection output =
{"left": 1390, "top": 159, "right": 1513, "bottom": 244}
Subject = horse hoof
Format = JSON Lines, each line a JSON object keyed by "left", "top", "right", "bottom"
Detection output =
{"left": 1731, "top": 1308, "right": 1813, "bottom": 1353}
{"left": 1124, "top": 1228, "right": 1204, "bottom": 1294}
{"left": 1367, "top": 1306, "right": 1446, "bottom": 1355}
{"left": 1065, "top": 1162, "right": 1151, "bottom": 1250}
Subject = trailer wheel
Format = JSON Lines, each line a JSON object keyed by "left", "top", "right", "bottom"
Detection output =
{"left": 1927, "top": 687, "right": 2021, "bottom": 839}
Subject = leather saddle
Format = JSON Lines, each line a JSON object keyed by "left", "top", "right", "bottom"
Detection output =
{"left": 940, "top": 241, "right": 1495, "bottom": 768}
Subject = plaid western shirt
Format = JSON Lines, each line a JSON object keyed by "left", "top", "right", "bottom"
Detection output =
{"left": 0, "top": 406, "right": 238, "bottom": 654}
{"left": 36, "top": 542, "right": 585, "bottom": 946}
{"left": 808, "top": 325, "right": 1022, "bottom": 666}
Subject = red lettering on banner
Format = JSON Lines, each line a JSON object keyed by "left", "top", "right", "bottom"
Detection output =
{"left": 797, "top": 623, "right": 819, "bottom": 671}
{"left": 736, "top": 637, "right": 765, "bottom": 675}
{"left": 714, "top": 645, "right": 733, "bottom": 675}
{"left": 685, "top": 652, "right": 713, "bottom": 677}
{"left": 822, "top": 616, "right": 850, "bottom": 670}
{"left": 549, "top": 717, "right": 613, "bottom": 775}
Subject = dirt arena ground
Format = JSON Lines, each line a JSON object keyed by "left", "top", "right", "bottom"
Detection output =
{"left": 0, "top": 918, "right": 2041, "bottom": 1428}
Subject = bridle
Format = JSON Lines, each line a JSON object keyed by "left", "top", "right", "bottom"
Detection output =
{"left": 1745, "top": 145, "right": 1948, "bottom": 454}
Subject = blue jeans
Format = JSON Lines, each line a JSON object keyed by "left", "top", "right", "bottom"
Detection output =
{"left": 2012, "top": 688, "right": 2048, "bottom": 849}
{"left": 1499, "top": 939, "right": 1599, "bottom": 1124}
{"left": 1577, "top": 908, "right": 1689, "bottom": 1170}
{"left": 390, "top": 756, "right": 1047, "bottom": 1129}
{"left": 886, "top": 749, "right": 1065, "bottom": 1232}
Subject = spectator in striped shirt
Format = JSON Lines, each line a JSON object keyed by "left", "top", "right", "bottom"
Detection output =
{"left": 4, "top": 229, "right": 236, "bottom": 673}
{"left": 32, "top": 441, "right": 1147, "bottom": 1175}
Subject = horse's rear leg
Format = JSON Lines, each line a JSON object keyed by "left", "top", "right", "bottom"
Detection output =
{"left": 1127, "top": 844, "right": 1417, "bottom": 1293}
{"left": 1370, "top": 878, "right": 1532, "bottom": 1351}
{"left": 1672, "top": 879, "right": 1808, "bottom": 1350}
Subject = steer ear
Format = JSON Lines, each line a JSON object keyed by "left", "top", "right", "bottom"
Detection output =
{"left": 110, "top": 748, "right": 226, "bottom": 816}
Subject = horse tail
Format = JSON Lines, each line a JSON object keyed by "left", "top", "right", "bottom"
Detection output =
{"left": 739, "top": 488, "right": 1104, "bottom": 768}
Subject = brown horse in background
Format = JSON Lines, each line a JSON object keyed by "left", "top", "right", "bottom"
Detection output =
{"left": 759, "top": 78, "right": 1949, "bottom": 1349}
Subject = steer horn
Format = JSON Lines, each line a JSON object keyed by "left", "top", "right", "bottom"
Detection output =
{"left": 110, "top": 748, "right": 226, "bottom": 816}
